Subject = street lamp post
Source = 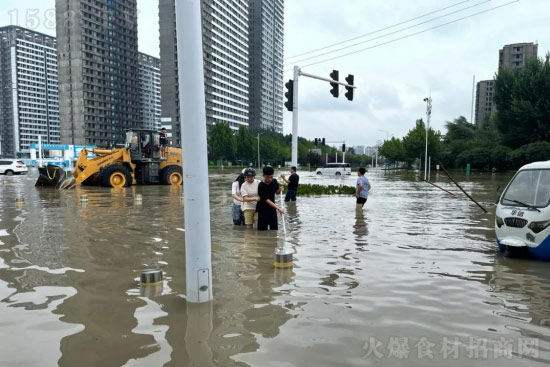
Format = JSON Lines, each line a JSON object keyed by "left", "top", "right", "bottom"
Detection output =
{"left": 423, "top": 96, "right": 432, "bottom": 180}
{"left": 257, "top": 133, "right": 264, "bottom": 170}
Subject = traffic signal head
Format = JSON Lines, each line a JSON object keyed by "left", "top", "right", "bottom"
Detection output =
{"left": 314, "top": 138, "right": 318, "bottom": 145}
{"left": 322, "top": 138, "right": 325, "bottom": 146}
{"left": 329, "top": 70, "right": 339, "bottom": 98}
{"left": 344, "top": 74, "right": 354, "bottom": 101}
{"left": 342, "top": 144, "right": 346, "bottom": 152}
{"left": 284, "top": 79, "right": 294, "bottom": 111}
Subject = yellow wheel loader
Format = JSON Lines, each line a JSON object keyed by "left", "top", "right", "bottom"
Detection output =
{"left": 36, "top": 129, "right": 183, "bottom": 188}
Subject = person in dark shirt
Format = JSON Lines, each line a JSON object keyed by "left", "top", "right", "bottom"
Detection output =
{"left": 281, "top": 166, "right": 299, "bottom": 202}
{"left": 159, "top": 128, "right": 168, "bottom": 159}
{"left": 257, "top": 165, "right": 284, "bottom": 231}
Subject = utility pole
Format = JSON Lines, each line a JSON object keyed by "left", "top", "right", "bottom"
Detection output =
{"left": 175, "top": 0, "right": 212, "bottom": 303}
{"left": 470, "top": 75, "right": 475, "bottom": 124}
{"left": 423, "top": 95, "right": 432, "bottom": 181}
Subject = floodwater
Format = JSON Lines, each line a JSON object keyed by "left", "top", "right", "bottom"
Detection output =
{"left": 0, "top": 168, "right": 549, "bottom": 367}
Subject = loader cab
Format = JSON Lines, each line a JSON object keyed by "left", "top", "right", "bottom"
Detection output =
{"left": 126, "top": 130, "right": 160, "bottom": 162}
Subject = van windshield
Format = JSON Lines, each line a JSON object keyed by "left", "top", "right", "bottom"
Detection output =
{"left": 501, "top": 169, "right": 550, "bottom": 208}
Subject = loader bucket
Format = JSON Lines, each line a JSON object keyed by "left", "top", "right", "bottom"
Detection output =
{"left": 35, "top": 165, "right": 72, "bottom": 188}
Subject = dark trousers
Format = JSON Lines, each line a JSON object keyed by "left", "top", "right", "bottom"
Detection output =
{"left": 257, "top": 208, "right": 278, "bottom": 230}
{"left": 285, "top": 189, "right": 297, "bottom": 202}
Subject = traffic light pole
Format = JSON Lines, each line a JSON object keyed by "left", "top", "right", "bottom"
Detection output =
{"left": 291, "top": 66, "right": 299, "bottom": 166}
{"left": 290, "top": 67, "right": 356, "bottom": 167}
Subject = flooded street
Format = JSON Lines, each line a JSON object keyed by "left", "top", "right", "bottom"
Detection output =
{"left": 0, "top": 168, "right": 549, "bottom": 366}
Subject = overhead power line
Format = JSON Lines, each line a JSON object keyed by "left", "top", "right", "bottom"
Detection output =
{"left": 284, "top": 0, "right": 519, "bottom": 72}
{"left": 284, "top": 0, "right": 491, "bottom": 67}
{"left": 285, "top": 0, "right": 472, "bottom": 61}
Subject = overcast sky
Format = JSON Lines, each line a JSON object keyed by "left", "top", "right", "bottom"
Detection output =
{"left": 1, "top": 0, "right": 548, "bottom": 146}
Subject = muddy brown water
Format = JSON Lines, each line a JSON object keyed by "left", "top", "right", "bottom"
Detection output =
{"left": 0, "top": 168, "right": 549, "bottom": 366}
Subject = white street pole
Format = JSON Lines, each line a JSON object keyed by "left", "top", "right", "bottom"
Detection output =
{"left": 423, "top": 95, "right": 432, "bottom": 181}
{"left": 428, "top": 156, "right": 431, "bottom": 180}
{"left": 38, "top": 135, "right": 43, "bottom": 168}
{"left": 257, "top": 133, "right": 260, "bottom": 170}
{"left": 175, "top": 0, "right": 212, "bottom": 303}
{"left": 326, "top": 153, "right": 328, "bottom": 164}
{"left": 375, "top": 148, "right": 378, "bottom": 168}
{"left": 291, "top": 66, "right": 299, "bottom": 166}
{"left": 335, "top": 151, "right": 337, "bottom": 163}
{"left": 371, "top": 155, "right": 374, "bottom": 168}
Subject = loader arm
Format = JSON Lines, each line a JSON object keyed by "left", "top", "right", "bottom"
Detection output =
{"left": 72, "top": 148, "right": 131, "bottom": 185}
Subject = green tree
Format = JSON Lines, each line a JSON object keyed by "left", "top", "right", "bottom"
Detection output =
{"left": 402, "top": 119, "right": 441, "bottom": 163}
{"left": 379, "top": 137, "right": 405, "bottom": 162}
{"left": 235, "top": 126, "right": 255, "bottom": 163}
{"left": 493, "top": 55, "right": 550, "bottom": 148}
{"left": 208, "top": 123, "right": 236, "bottom": 161}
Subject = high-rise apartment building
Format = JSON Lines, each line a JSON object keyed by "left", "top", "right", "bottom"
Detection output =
{"left": 475, "top": 42, "right": 539, "bottom": 126}
{"left": 248, "top": 0, "right": 284, "bottom": 133}
{"left": 499, "top": 42, "right": 538, "bottom": 70}
{"left": 56, "top": 0, "right": 140, "bottom": 147}
{"left": 474, "top": 80, "right": 495, "bottom": 126}
{"left": 138, "top": 52, "right": 161, "bottom": 131}
{"left": 159, "top": 0, "right": 250, "bottom": 146}
{"left": 0, "top": 26, "right": 60, "bottom": 158}
{"left": 354, "top": 145, "right": 365, "bottom": 155}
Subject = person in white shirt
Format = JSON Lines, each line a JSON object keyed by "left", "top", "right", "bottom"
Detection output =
{"left": 240, "top": 167, "right": 260, "bottom": 229}
{"left": 231, "top": 173, "right": 245, "bottom": 225}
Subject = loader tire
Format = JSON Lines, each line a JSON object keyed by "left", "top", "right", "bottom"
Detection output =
{"left": 100, "top": 164, "right": 132, "bottom": 188}
{"left": 161, "top": 165, "right": 183, "bottom": 185}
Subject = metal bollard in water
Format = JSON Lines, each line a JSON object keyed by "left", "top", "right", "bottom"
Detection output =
{"left": 135, "top": 194, "right": 142, "bottom": 205}
{"left": 274, "top": 249, "right": 293, "bottom": 268}
{"left": 140, "top": 269, "right": 163, "bottom": 286}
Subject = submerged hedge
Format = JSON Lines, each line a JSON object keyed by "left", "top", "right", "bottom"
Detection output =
{"left": 291, "top": 183, "right": 355, "bottom": 196}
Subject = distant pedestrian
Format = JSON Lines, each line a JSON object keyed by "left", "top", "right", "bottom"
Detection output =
{"left": 281, "top": 166, "right": 299, "bottom": 202}
{"left": 356, "top": 167, "right": 371, "bottom": 210}
{"left": 257, "top": 166, "right": 284, "bottom": 230}
{"left": 240, "top": 168, "right": 260, "bottom": 229}
{"left": 231, "top": 173, "right": 245, "bottom": 225}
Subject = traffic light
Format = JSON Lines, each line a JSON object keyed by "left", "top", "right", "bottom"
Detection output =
{"left": 342, "top": 144, "right": 346, "bottom": 152}
{"left": 284, "top": 79, "right": 294, "bottom": 111}
{"left": 329, "top": 70, "right": 339, "bottom": 98}
{"left": 314, "top": 138, "right": 318, "bottom": 145}
{"left": 322, "top": 138, "right": 325, "bottom": 146}
{"left": 344, "top": 74, "right": 354, "bottom": 101}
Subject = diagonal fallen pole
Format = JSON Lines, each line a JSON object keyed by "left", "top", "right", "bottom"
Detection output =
{"left": 417, "top": 175, "right": 456, "bottom": 197}
{"left": 439, "top": 162, "right": 488, "bottom": 213}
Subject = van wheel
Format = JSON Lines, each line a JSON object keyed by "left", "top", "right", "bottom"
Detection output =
{"left": 316, "top": 171, "right": 322, "bottom": 175}
{"left": 161, "top": 165, "right": 183, "bottom": 185}
{"left": 100, "top": 164, "right": 132, "bottom": 188}
{"left": 5, "top": 170, "right": 14, "bottom": 176}
{"left": 335, "top": 172, "right": 342, "bottom": 176}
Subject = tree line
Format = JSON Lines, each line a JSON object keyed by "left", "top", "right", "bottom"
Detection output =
{"left": 379, "top": 54, "right": 550, "bottom": 171}
{"left": 207, "top": 124, "right": 372, "bottom": 168}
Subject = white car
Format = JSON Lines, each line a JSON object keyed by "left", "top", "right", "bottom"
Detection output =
{"left": 315, "top": 163, "right": 352, "bottom": 176}
{"left": 0, "top": 159, "right": 28, "bottom": 176}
